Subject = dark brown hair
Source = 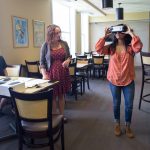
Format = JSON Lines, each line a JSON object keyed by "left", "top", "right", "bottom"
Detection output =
{"left": 110, "top": 24, "right": 132, "bottom": 52}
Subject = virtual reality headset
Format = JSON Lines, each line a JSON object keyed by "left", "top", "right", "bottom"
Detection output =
{"left": 109, "top": 25, "right": 127, "bottom": 33}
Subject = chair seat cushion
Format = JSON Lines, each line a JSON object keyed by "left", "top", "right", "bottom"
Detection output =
{"left": 76, "top": 72, "right": 87, "bottom": 76}
{"left": 94, "top": 65, "right": 104, "bottom": 69}
{"left": 21, "top": 115, "right": 63, "bottom": 132}
{"left": 144, "top": 69, "right": 150, "bottom": 76}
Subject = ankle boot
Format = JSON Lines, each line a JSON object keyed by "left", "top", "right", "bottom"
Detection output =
{"left": 114, "top": 123, "right": 121, "bottom": 136}
{"left": 125, "top": 126, "right": 134, "bottom": 138}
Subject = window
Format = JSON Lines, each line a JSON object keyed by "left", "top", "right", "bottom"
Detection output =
{"left": 81, "top": 13, "right": 89, "bottom": 53}
{"left": 52, "top": 1, "right": 75, "bottom": 56}
{"left": 52, "top": 1, "right": 89, "bottom": 57}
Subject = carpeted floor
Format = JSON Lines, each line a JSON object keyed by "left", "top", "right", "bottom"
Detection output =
{"left": 0, "top": 68, "right": 150, "bottom": 150}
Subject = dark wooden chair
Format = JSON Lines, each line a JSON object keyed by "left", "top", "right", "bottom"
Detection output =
{"left": 6, "top": 64, "right": 22, "bottom": 77}
{"left": 69, "top": 63, "right": 82, "bottom": 100}
{"left": 76, "top": 55, "right": 87, "bottom": 59}
{"left": 84, "top": 52, "right": 92, "bottom": 57}
{"left": 76, "top": 58, "right": 90, "bottom": 93}
{"left": 84, "top": 52, "right": 93, "bottom": 76}
{"left": 92, "top": 55, "right": 105, "bottom": 79}
{"left": 1, "top": 64, "right": 22, "bottom": 112}
{"left": 9, "top": 88, "right": 65, "bottom": 150}
{"left": 139, "top": 51, "right": 150, "bottom": 109}
{"left": 103, "top": 55, "right": 110, "bottom": 77}
{"left": 25, "top": 60, "right": 42, "bottom": 78}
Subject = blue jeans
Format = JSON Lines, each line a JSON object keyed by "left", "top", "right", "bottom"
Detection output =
{"left": 109, "top": 81, "right": 135, "bottom": 125}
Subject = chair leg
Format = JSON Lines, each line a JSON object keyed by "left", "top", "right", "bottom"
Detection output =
{"left": 61, "top": 122, "right": 65, "bottom": 150}
{"left": 18, "top": 135, "right": 23, "bottom": 150}
{"left": 93, "top": 68, "right": 95, "bottom": 79}
{"left": 98, "top": 69, "right": 101, "bottom": 78}
{"left": 30, "top": 138, "right": 34, "bottom": 144}
{"left": 75, "top": 88, "right": 77, "bottom": 100}
{"left": 87, "top": 76, "right": 90, "bottom": 90}
{"left": 72, "top": 82, "right": 77, "bottom": 100}
{"left": 49, "top": 138, "right": 54, "bottom": 150}
{"left": 80, "top": 82, "right": 82, "bottom": 95}
{"left": 82, "top": 77, "right": 85, "bottom": 93}
{"left": 102, "top": 68, "right": 105, "bottom": 80}
{"left": 19, "top": 142, "right": 23, "bottom": 150}
{"left": 139, "top": 77, "right": 145, "bottom": 109}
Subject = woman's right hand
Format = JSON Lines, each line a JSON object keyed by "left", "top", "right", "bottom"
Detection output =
{"left": 104, "top": 27, "right": 111, "bottom": 38}
{"left": 42, "top": 74, "right": 49, "bottom": 80}
{"left": 40, "top": 68, "right": 49, "bottom": 80}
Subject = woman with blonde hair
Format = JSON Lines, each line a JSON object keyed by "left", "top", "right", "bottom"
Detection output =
{"left": 40, "top": 24, "right": 71, "bottom": 122}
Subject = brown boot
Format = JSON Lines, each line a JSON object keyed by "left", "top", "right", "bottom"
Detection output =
{"left": 125, "top": 126, "right": 134, "bottom": 138}
{"left": 114, "top": 123, "right": 121, "bottom": 136}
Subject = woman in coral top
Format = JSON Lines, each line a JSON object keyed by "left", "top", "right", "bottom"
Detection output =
{"left": 95, "top": 24, "right": 143, "bottom": 138}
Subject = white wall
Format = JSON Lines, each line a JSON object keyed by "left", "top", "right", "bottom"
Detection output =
{"left": 90, "top": 20, "right": 150, "bottom": 66}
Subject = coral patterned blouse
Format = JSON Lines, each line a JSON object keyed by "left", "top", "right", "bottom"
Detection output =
{"left": 95, "top": 36, "right": 143, "bottom": 86}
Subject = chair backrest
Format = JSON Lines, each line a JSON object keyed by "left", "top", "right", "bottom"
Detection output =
{"left": 75, "top": 52, "right": 81, "bottom": 56}
{"left": 91, "top": 51, "right": 99, "bottom": 56}
{"left": 70, "top": 58, "right": 76, "bottom": 64}
{"left": 6, "top": 65, "right": 22, "bottom": 77}
{"left": 84, "top": 52, "right": 92, "bottom": 57}
{"left": 140, "top": 52, "right": 150, "bottom": 66}
{"left": 93, "top": 55, "right": 104, "bottom": 65}
{"left": 140, "top": 52, "right": 150, "bottom": 76}
{"left": 104, "top": 55, "right": 110, "bottom": 60}
{"left": 76, "top": 58, "right": 89, "bottom": 64}
{"left": 9, "top": 88, "right": 64, "bottom": 150}
{"left": 76, "top": 55, "right": 87, "bottom": 59}
{"left": 9, "top": 88, "right": 53, "bottom": 121}
{"left": 69, "top": 63, "right": 76, "bottom": 76}
{"left": 25, "top": 60, "right": 42, "bottom": 78}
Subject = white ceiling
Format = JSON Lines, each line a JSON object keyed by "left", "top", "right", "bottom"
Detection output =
{"left": 55, "top": 0, "right": 150, "bottom": 16}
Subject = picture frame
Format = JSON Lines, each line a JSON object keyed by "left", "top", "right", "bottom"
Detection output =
{"left": 33, "top": 20, "right": 45, "bottom": 47}
{"left": 12, "top": 16, "right": 29, "bottom": 48}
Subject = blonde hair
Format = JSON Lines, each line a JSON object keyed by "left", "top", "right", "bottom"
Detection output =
{"left": 46, "top": 24, "right": 60, "bottom": 44}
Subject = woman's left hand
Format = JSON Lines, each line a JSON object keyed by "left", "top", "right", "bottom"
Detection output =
{"left": 124, "top": 26, "right": 130, "bottom": 33}
{"left": 62, "top": 59, "right": 70, "bottom": 68}
{"left": 125, "top": 25, "right": 135, "bottom": 37}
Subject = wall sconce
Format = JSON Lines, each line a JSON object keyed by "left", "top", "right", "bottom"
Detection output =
{"left": 102, "top": 0, "right": 113, "bottom": 8}
{"left": 116, "top": 3, "right": 124, "bottom": 20}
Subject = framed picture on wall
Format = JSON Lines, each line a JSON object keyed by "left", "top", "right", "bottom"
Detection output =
{"left": 33, "top": 20, "right": 45, "bottom": 47}
{"left": 12, "top": 16, "right": 29, "bottom": 48}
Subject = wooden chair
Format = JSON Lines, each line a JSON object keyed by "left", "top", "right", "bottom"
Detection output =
{"left": 84, "top": 52, "right": 93, "bottom": 73}
{"left": 1, "top": 64, "right": 22, "bottom": 111}
{"left": 69, "top": 63, "right": 82, "bottom": 100}
{"left": 76, "top": 55, "right": 87, "bottom": 59}
{"left": 6, "top": 64, "right": 22, "bottom": 77}
{"left": 103, "top": 55, "right": 110, "bottom": 77}
{"left": 9, "top": 88, "right": 65, "bottom": 150}
{"left": 139, "top": 51, "right": 150, "bottom": 109}
{"left": 76, "top": 58, "right": 90, "bottom": 93}
{"left": 25, "top": 60, "right": 42, "bottom": 78}
{"left": 92, "top": 55, "right": 105, "bottom": 79}
{"left": 84, "top": 52, "right": 92, "bottom": 58}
